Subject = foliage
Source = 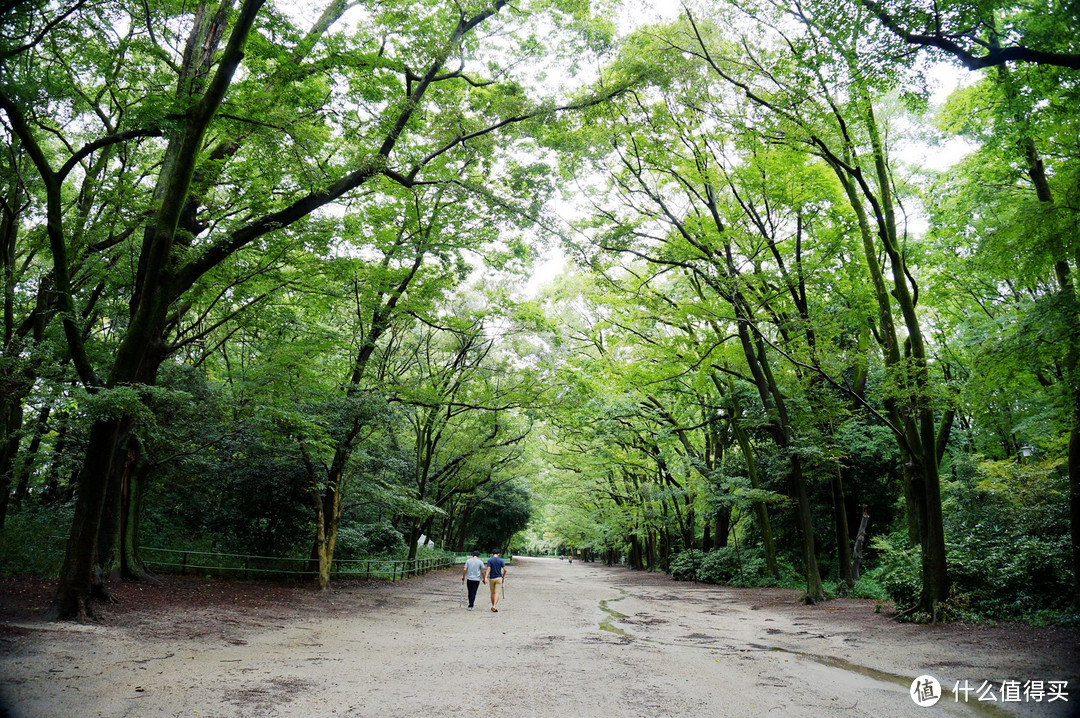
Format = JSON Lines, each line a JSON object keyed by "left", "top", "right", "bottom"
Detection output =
{"left": 869, "top": 533, "right": 924, "bottom": 610}
{"left": 872, "top": 454, "right": 1074, "bottom": 621}
{"left": 333, "top": 521, "right": 406, "bottom": 560}
{"left": 0, "top": 0, "right": 1076, "bottom": 625}
{"left": 698, "top": 548, "right": 742, "bottom": 584}
{"left": 0, "top": 504, "right": 72, "bottom": 577}
{"left": 670, "top": 546, "right": 801, "bottom": 588}
{"left": 670, "top": 550, "right": 706, "bottom": 581}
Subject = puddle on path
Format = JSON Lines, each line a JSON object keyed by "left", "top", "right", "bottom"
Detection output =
{"left": 598, "top": 592, "right": 630, "bottom": 637}
{"left": 596, "top": 596, "right": 1012, "bottom": 717}
{"left": 763, "top": 647, "right": 1011, "bottom": 717}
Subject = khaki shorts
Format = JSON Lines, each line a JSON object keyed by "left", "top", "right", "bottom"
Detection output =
{"left": 489, "top": 577, "right": 503, "bottom": 596}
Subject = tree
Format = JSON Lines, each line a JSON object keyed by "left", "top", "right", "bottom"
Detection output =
{"left": 926, "top": 53, "right": 1080, "bottom": 604}
{"left": 1, "top": 0, "right": 619, "bottom": 618}
{"left": 857, "top": 0, "right": 1080, "bottom": 70}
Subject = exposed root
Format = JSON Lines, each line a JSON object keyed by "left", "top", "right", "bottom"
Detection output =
{"left": 91, "top": 568, "right": 118, "bottom": 604}
{"left": 49, "top": 593, "right": 96, "bottom": 623}
{"left": 124, "top": 564, "right": 164, "bottom": 586}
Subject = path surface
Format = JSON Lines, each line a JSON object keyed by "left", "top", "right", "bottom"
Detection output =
{"left": 1, "top": 557, "right": 1076, "bottom": 717}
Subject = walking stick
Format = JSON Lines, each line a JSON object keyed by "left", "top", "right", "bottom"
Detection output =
{"left": 459, "top": 580, "right": 464, "bottom": 608}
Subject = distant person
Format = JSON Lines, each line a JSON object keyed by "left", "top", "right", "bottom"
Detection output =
{"left": 461, "top": 550, "right": 484, "bottom": 611}
{"left": 483, "top": 549, "right": 507, "bottom": 612}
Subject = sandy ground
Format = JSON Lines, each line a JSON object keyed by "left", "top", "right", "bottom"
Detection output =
{"left": 0, "top": 557, "right": 1077, "bottom": 717}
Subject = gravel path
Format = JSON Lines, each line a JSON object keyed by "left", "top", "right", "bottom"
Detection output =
{"left": 1, "top": 557, "right": 1076, "bottom": 717}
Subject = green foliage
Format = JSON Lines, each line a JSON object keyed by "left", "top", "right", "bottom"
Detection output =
{"left": 870, "top": 532, "right": 924, "bottom": 610}
{"left": 848, "top": 573, "right": 891, "bottom": 601}
{"left": 1, "top": 0, "right": 1077, "bottom": 622}
{"left": 872, "top": 453, "right": 1073, "bottom": 622}
{"left": 698, "top": 547, "right": 741, "bottom": 584}
{"left": 333, "top": 521, "right": 406, "bottom": 560}
{"left": 670, "top": 549, "right": 705, "bottom": 581}
{"left": 0, "top": 504, "right": 72, "bottom": 577}
{"left": 671, "top": 547, "right": 801, "bottom": 588}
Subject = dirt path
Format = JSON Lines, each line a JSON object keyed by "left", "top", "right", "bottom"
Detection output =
{"left": 1, "top": 557, "right": 1076, "bottom": 717}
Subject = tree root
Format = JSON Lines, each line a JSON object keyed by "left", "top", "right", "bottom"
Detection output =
{"left": 91, "top": 567, "right": 117, "bottom": 604}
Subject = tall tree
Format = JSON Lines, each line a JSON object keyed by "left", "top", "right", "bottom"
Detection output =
{"left": 1, "top": 0, "right": 618, "bottom": 618}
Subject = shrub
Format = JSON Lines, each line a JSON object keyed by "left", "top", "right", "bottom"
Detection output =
{"left": 669, "top": 549, "right": 705, "bottom": 581}
{"left": 670, "top": 546, "right": 788, "bottom": 587}
{"left": 333, "top": 521, "right": 405, "bottom": 559}
{"left": 848, "top": 568, "right": 890, "bottom": 601}
{"left": 871, "top": 531, "right": 923, "bottom": 611}
{"left": 0, "top": 504, "right": 73, "bottom": 577}
{"left": 870, "top": 461, "right": 1074, "bottom": 622}
{"left": 699, "top": 547, "right": 740, "bottom": 584}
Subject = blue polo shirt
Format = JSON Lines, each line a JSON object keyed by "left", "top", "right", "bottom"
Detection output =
{"left": 486, "top": 555, "right": 505, "bottom": 579}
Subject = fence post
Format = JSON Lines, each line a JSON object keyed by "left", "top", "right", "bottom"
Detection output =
{"left": 182, "top": 552, "right": 187, "bottom": 575}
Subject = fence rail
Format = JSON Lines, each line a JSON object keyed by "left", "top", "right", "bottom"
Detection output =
{"left": 140, "top": 547, "right": 455, "bottom": 582}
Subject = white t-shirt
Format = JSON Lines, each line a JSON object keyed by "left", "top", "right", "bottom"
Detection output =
{"left": 464, "top": 556, "right": 484, "bottom": 581}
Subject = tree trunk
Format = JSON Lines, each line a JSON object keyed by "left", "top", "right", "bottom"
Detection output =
{"left": 50, "top": 0, "right": 266, "bottom": 619}
{"left": 51, "top": 418, "right": 122, "bottom": 619}
{"left": 12, "top": 405, "right": 50, "bottom": 511}
{"left": 831, "top": 465, "right": 853, "bottom": 589}
{"left": 733, "top": 311, "right": 821, "bottom": 600}
{"left": 120, "top": 436, "right": 157, "bottom": 582}
{"left": 312, "top": 486, "right": 330, "bottom": 590}
{"left": 406, "top": 523, "right": 422, "bottom": 562}
{"left": 727, "top": 398, "right": 778, "bottom": 578}
{"left": 1071, "top": 427, "right": 1080, "bottom": 608}
{"left": 713, "top": 508, "right": 729, "bottom": 549}
{"left": 0, "top": 393, "right": 22, "bottom": 529}
{"left": 628, "top": 535, "right": 643, "bottom": 570}
{"left": 851, "top": 505, "right": 869, "bottom": 581}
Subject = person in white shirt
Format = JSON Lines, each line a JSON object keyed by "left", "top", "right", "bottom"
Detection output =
{"left": 461, "top": 550, "right": 485, "bottom": 610}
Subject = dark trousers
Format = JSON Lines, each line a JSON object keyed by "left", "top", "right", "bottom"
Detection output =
{"left": 466, "top": 579, "right": 480, "bottom": 607}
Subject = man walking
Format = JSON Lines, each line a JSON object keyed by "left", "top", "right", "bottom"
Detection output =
{"left": 483, "top": 549, "right": 507, "bottom": 612}
{"left": 461, "top": 550, "right": 484, "bottom": 611}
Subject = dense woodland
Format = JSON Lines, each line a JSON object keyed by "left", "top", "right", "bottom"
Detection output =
{"left": 0, "top": 0, "right": 1077, "bottom": 624}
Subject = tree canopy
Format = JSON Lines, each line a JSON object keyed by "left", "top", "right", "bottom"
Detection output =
{"left": 1, "top": 0, "right": 1077, "bottom": 625}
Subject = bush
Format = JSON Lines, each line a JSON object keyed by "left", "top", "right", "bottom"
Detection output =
{"left": 870, "top": 454, "right": 1074, "bottom": 623}
{"left": 699, "top": 547, "right": 740, "bottom": 584}
{"left": 848, "top": 568, "right": 890, "bottom": 601}
{"left": 669, "top": 549, "right": 705, "bottom": 581}
{"left": 333, "top": 521, "right": 405, "bottom": 559}
{"left": 0, "top": 503, "right": 73, "bottom": 577}
{"left": 872, "top": 532, "right": 923, "bottom": 610}
{"left": 670, "top": 546, "right": 793, "bottom": 587}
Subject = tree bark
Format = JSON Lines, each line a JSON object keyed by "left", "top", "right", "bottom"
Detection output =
{"left": 852, "top": 505, "right": 869, "bottom": 581}
{"left": 51, "top": 418, "right": 122, "bottom": 619}
{"left": 831, "top": 465, "right": 853, "bottom": 589}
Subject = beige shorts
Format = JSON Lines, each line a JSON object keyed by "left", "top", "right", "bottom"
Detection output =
{"left": 489, "top": 577, "right": 503, "bottom": 596}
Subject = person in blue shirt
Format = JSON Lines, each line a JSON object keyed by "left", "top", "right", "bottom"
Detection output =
{"left": 483, "top": 550, "right": 507, "bottom": 612}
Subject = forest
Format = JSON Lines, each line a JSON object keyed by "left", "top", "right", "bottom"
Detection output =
{"left": 0, "top": 0, "right": 1077, "bottom": 625}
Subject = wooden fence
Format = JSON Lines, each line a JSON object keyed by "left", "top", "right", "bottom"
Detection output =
{"left": 140, "top": 546, "right": 455, "bottom": 581}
